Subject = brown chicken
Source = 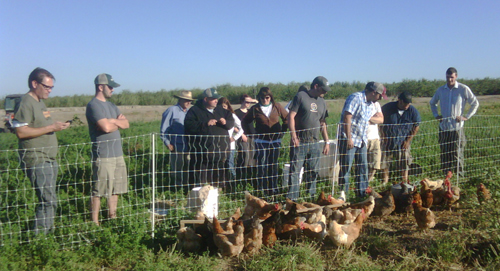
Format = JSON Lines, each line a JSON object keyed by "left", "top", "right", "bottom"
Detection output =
{"left": 327, "top": 208, "right": 365, "bottom": 247}
{"left": 213, "top": 216, "right": 234, "bottom": 234}
{"left": 394, "top": 182, "right": 414, "bottom": 214}
{"left": 443, "top": 178, "right": 460, "bottom": 211}
{"left": 261, "top": 210, "right": 279, "bottom": 248}
{"left": 176, "top": 226, "right": 202, "bottom": 253}
{"left": 477, "top": 183, "right": 491, "bottom": 204}
{"left": 366, "top": 187, "right": 383, "bottom": 199}
{"left": 243, "top": 216, "right": 263, "bottom": 255}
{"left": 317, "top": 191, "right": 346, "bottom": 206}
{"left": 277, "top": 216, "right": 305, "bottom": 241}
{"left": 302, "top": 221, "right": 327, "bottom": 242}
{"left": 285, "top": 198, "right": 307, "bottom": 211}
{"left": 194, "top": 215, "right": 217, "bottom": 253}
{"left": 420, "top": 180, "right": 434, "bottom": 209}
{"left": 412, "top": 201, "right": 436, "bottom": 231}
{"left": 243, "top": 191, "right": 280, "bottom": 220}
{"left": 213, "top": 219, "right": 245, "bottom": 257}
{"left": 348, "top": 196, "right": 375, "bottom": 217}
{"left": 432, "top": 172, "right": 453, "bottom": 206}
{"left": 372, "top": 189, "right": 396, "bottom": 217}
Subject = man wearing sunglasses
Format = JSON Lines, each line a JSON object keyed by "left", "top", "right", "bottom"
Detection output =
{"left": 14, "top": 67, "right": 70, "bottom": 234}
{"left": 86, "top": 73, "right": 129, "bottom": 226}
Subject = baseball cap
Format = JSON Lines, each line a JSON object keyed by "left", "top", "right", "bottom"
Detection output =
{"left": 398, "top": 91, "right": 412, "bottom": 103}
{"left": 365, "top": 82, "right": 387, "bottom": 100}
{"left": 94, "top": 73, "right": 120, "bottom": 88}
{"left": 311, "top": 76, "right": 331, "bottom": 92}
{"left": 201, "top": 88, "right": 222, "bottom": 99}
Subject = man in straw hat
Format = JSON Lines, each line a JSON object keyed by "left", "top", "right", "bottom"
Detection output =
{"left": 161, "top": 90, "right": 195, "bottom": 189}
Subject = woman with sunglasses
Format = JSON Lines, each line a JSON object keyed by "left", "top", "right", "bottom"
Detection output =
{"left": 242, "top": 87, "right": 288, "bottom": 197}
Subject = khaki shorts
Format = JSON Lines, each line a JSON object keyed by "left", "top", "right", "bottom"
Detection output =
{"left": 367, "top": 139, "right": 381, "bottom": 170}
{"left": 92, "top": 156, "right": 128, "bottom": 197}
{"left": 381, "top": 148, "right": 413, "bottom": 171}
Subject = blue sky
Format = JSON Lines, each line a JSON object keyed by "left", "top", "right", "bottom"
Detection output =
{"left": 1, "top": 0, "right": 499, "bottom": 97}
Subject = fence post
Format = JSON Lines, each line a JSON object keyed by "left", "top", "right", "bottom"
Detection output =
{"left": 456, "top": 122, "right": 463, "bottom": 185}
{"left": 151, "top": 133, "right": 156, "bottom": 239}
{"left": 331, "top": 123, "right": 340, "bottom": 196}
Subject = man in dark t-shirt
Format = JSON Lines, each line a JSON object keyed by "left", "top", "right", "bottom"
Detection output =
{"left": 287, "top": 76, "right": 330, "bottom": 201}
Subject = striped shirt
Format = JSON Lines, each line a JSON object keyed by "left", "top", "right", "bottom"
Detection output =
{"left": 340, "top": 91, "right": 373, "bottom": 148}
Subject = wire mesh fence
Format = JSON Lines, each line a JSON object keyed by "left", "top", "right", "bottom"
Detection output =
{"left": 1, "top": 115, "right": 499, "bottom": 247}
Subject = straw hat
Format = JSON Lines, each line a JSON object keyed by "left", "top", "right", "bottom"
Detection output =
{"left": 173, "top": 90, "right": 195, "bottom": 101}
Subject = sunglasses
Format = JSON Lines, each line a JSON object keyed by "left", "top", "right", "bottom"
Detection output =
{"left": 261, "top": 96, "right": 271, "bottom": 100}
{"left": 39, "top": 82, "right": 54, "bottom": 90}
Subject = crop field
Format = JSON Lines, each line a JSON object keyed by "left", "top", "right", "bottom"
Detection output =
{"left": 0, "top": 97, "right": 499, "bottom": 270}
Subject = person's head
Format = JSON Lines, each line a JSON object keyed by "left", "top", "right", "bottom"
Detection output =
{"left": 174, "top": 90, "right": 195, "bottom": 110}
{"left": 94, "top": 73, "right": 120, "bottom": 99}
{"left": 201, "top": 88, "right": 222, "bottom": 109}
{"left": 28, "top": 67, "right": 55, "bottom": 100}
{"left": 310, "top": 76, "right": 330, "bottom": 98}
{"left": 365, "top": 82, "right": 387, "bottom": 102}
{"left": 446, "top": 67, "right": 458, "bottom": 88}
{"left": 257, "top": 87, "right": 274, "bottom": 106}
{"left": 239, "top": 94, "right": 256, "bottom": 110}
{"left": 219, "top": 97, "right": 235, "bottom": 113}
{"left": 397, "top": 91, "right": 412, "bottom": 110}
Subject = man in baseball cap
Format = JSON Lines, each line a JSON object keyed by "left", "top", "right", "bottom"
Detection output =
{"left": 94, "top": 73, "right": 121, "bottom": 88}
{"left": 365, "top": 81, "right": 388, "bottom": 100}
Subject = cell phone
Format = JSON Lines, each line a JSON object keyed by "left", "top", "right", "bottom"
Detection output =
{"left": 66, "top": 120, "right": 73, "bottom": 124}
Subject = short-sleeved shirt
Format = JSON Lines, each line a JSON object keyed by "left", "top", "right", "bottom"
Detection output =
{"left": 381, "top": 101, "right": 421, "bottom": 150}
{"left": 86, "top": 98, "right": 123, "bottom": 158}
{"left": 289, "top": 90, "right": 328, "bottom": 143}
{"left": 340, "top": 91, "right": 373, "bottom": 148}
{"left": 14, "top": 94, "right": 58, "bottom": 167}
{"left": 367, "top": 102, "right": 382, "bottom": 140}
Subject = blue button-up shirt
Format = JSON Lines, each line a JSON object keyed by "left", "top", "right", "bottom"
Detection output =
{"left": 340, "top": 91, "right": 373, "bottom": 148}
{"left": 381, "top": 101, "right": 421, "bottom": 150}
{"left": 160, "top": 104, "right": 188, "bottom": 151}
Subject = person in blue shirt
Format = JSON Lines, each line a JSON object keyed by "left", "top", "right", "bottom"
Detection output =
{"left": 381, "top": 91, "right": 421, "bottom": 184}
{"left": 160, "top": 90, "right": 195, "bottom": 189}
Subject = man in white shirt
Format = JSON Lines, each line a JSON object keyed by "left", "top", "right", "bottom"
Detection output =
{"left": 367, "top": 101, "right": 383, "bottom": 182}
{"left": 429, "top": 67, "right": 479, "bottom": 175}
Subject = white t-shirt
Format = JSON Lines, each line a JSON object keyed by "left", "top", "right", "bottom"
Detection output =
{"left": 367, "top": 102, "right": 381, "bottom": 140}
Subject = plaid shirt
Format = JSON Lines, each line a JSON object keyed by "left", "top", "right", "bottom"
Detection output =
{"left": 340, "top": 91, "right": 373, "bottom": 148}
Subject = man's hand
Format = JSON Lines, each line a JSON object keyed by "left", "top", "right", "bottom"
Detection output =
{"left": 207, "top": 119, "right": 217, "bottom": 126}
{"left": 291, "top": 135, "right": 300, "bottom": 147}
{"left": 167, "top": 144, "right": 175, "bottom": 152}
{"left": 230, "top": 137, "right": 235, "bottom": 142}
{"left": 117, "top": 114, "right": 127, "bottom": 120}
{"left": 53, "top": 121, "right": 70, "bottom": 132}
{"left": 322, "top": 142, "right": 330, "bottom": 155}
{"left": 218, "top": 118, "right": 226, "bottom": 125}
{"left": 456, "top": 116, "right": 468, "bottom": 122}
{"left": 347, "top": 138, "right": 354, "bottom": 150}
{"left": 402, "top": 140, "right": 411, "bottom": 151}
{"left": 241, "top": 134, "right": 248, "bottom": 142}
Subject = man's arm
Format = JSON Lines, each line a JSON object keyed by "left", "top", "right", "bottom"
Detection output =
{"left": 288, "top": 110, "right": 299, "bottom": 147}
{"left": 369, "top": 112, "right": 384, "bottom": 124}
{"left": 429, "top": 92, "right": 441, "bottom": 119}
{"left": 96, "top": 114, "right": 129, "bottom": 133}
{"left": 16, "top": 122, "right": 69, "bottom": 139}
{"left": 343, "top": 112, "right": 353, "bottom": 149}
{"left": 402, "top": 125, "right": 419, "bottom": 150}
{"left": 320, "top": 119, "right": 330, "bottom": 155}
{"left": 463, "top": 88, "right": 479, "bottom": 120}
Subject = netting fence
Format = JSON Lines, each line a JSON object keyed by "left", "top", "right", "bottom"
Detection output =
{"left": 1, "top": 115, "right": 499, "bottom": 247}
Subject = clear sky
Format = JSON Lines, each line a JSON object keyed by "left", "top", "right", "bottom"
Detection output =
{"left": 1, "top": 0, "right": 499, "bottom": 97}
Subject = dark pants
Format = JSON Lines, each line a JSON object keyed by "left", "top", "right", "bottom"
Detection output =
{"left": 255, "top": 141, "right": 281, "bottom": 195}
{"left": 439, "top": 129, "right": 466, "bottom": 175}
{"left": 25, "top": 161, "right": 59, "bottom": 235}
{"left": 288, "top": 142, "right": 320, "bottom": 201}
{"left": 338, "top": 139, "right": 368, "bottom": 199}
{"left": 236, "top": 138, "right": 256, "bottom": 179}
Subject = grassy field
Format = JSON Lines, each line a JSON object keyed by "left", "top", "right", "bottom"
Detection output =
{"left": 0, "top": 98, "right": 499, "bottom": 270}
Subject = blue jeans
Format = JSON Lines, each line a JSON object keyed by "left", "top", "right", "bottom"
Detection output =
{"left": 228, "top": 149, "right": 236, "bottom": 180}
{"left": 288, "top": 142, "right": 320, "bottom": 201}
{"left": 255, "top": 141, "right": 281, "bottom": 195}
{"left": 338, "top": 139, "right": 368, "bottom": 198}
{"left": 25, "top": 161, "right": 59, "bottom": 235}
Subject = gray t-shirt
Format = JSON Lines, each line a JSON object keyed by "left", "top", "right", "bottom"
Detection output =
{"left": 289, "top": 90, "right": 328, "bottom": 142}
{"left": 14, "top": 94, "right": 58, "bottom": 167}
{"left": 85, "top": 98, "right": 123, "bottom": 158}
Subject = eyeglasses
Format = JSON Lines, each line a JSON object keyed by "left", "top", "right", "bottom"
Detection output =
{"left": 39, "top": 82, "right": 54, "bottom": 90}
{"left": 262, "top": 96, "right": 271, "bottom": 100}
{"left": 106, "top": 85, "right": 114, "bottom": 90}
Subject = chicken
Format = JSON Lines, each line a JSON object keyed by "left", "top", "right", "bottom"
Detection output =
{"left": 176, "top": 226, "right": 202, "bottom": 253}
{"left": 299, "top": 206, "right": 324, "bottom": 224}
{"left": 366, "top": 187, "right": 383, "bottom": 199}
{"left": 422, "top": 178, "right": 444, "bottom": 190}
{"left": 277, "top": 216, "right": 305, "bottom": 241}
{"left": 243, "top": 191, "right": 280, "bottom": 220}
{"left": 327, "top": 208, "right": 365, "bottom": 247}
{"left": 302, "top": 202, "right": 321, "bottom": 209}
{"left": 261, "top": 210, "right": 280, "bottom": 248}
{"left": 194, "top": 216, "right": 218, "bottom": 254}
{"left": 477, "top": 183, "right": 491, "bottom": 204}
{"left": 285, "top": 198, "right": 307, "bottom": 211}
{"left": 372, "top": 189, "right": 396, "bottom": 217}
{"left": 412, "top": 201, "right": 436, "bottom": 231}
{"left": 243, "top": 216, "right": 263, "bottom": 255}
{"left": 280, "top": 202, "right": 299, "bottom": 226}
{"left": 394, "top": 182, "right": 413, "bottom": 214}
{"left": 317, "top": 191, "right": 346, "bottom": 206}
{"left": 348, "top": 196, "right": 375, "bottom": 217}
{"left": 432, "top": 172, "right": 453, "bottom": 206}
{"left": 213, "top": 219, "right": 245, "bottom": 257}
{"left": 302, "top": 221, "right": 327, "bottom": 242}
{"left": 420, "top": 180, "right": 434, "bottom": 209}
{"left": 212, "top": 216, "right": 234, "bottom": 235}
{"left": 443, "top": 178, "right": 460, "bottom": 211}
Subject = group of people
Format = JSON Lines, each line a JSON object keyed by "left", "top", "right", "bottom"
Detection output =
{"left": 13, "top": 67, "right": 478, "bottom": 235}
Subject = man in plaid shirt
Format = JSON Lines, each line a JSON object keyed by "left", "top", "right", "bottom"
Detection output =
{"left": 338, "top": 82, "right": 387, "bottom": 199}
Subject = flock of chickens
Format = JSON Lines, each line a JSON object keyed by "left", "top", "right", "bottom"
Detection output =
{"left": 177, "top": 172, "right": 492, "bottom": 257}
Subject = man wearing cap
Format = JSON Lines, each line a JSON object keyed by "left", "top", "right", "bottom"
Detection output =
{"left": 14, "top": 67, "right": 70, "bottom": 234}
{"left": 338, "top": 82, "right": 387, "bottom": 199}
{"left": 287, "top": 76, "right": 330, "bottom": 201}
{"left": 430, "top": 67, "right": 479, "bottom": 175}
{"left": 380, "top": 91, "right": 421, "bottom": 183}
{"left": 184, "top": 88, "right": 234, "bottom": 188}
{"left": 160, "top": 90, "right": 195, "bottom": 189}
{"left": 86, "top": 73, "right": 129, "bottom": 225}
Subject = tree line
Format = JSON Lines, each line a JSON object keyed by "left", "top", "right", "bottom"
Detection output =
{"left": 2, "top": 77, "right": 499, "bottom": 109}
